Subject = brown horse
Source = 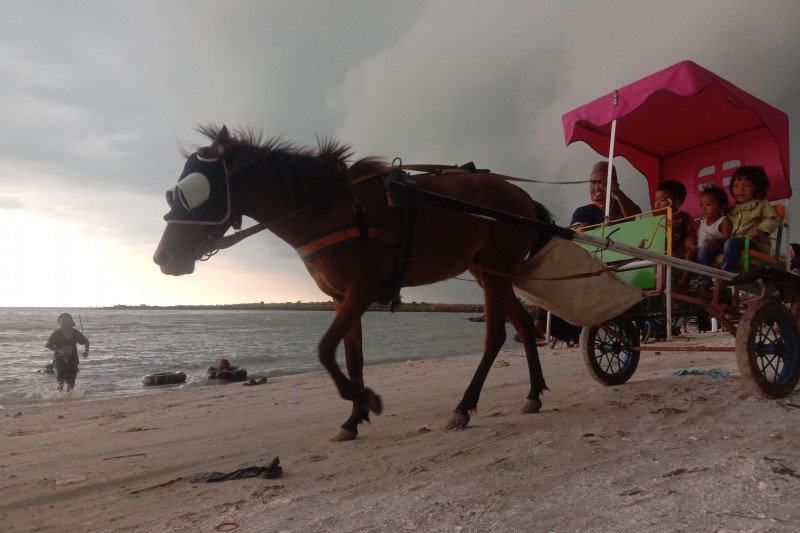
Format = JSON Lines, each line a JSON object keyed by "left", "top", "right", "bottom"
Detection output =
{"left": 154, "top": 125, "right": 552, "bottom": 440}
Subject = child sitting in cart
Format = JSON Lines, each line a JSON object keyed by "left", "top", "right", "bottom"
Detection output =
{"left": 702, "top": 166, "right": 780, "bottom": 298}
{"left": 696, "top": 186, "right": 733, "bottom": 299}
{"left": 692, "top": 185, "right": 732, "bottom": 299}
{"left": 653, "top": 180, "right": 696, "bottom": 292}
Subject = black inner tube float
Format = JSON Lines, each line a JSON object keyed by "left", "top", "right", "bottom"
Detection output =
{"left": 142, "top": 372, "right": 187, "bottom": 386}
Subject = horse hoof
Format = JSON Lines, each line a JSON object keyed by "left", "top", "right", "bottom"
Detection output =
{"left": 521, "top": 398, "right": 542, "bottom": 413}
{"left": 445, "top": 411, "right": 470, "bottom": 431}
{"left": 362, "top": 388, "right": 383, "bottom": 415}
{"left": 331, "top": 428, "right": 358, "bottom": 442}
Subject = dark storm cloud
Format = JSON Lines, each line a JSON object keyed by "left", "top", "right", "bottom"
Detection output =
{"left": 1, "top": 1, "right": 428, "bottom": 192}
{"left": 2, "top": 0, "right": 799, "bottom": 303}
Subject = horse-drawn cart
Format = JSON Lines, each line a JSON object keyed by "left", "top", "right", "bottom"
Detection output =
{"left": 561, "top": 60, "right": 799, "bottom": 398}
{"left": 386, "top": 60, "right": 800, "bottom": 399}
{"left": 156, "top": 61, "right": 797, "bottom": 438}
{"left": 386, "top": 168, "right": 800, "bottom": 399}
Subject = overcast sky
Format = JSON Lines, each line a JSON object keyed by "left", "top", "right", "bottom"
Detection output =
{"left": 2, "top": 0, "right": 800, "bottom": 306}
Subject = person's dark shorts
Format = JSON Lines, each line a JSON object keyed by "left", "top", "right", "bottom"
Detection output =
{"left": 54, "top": 356, "right": 78, "bottom": 386}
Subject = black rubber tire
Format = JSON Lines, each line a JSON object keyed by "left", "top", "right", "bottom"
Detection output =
{"left": 214, "top": 368, "right": 248, "bottom": 382}
{"left": 580, "top": 320, "right": 641, "bottom": 385}
{"left": 142, "top": 372, "right": 187, "bottom": 386}
{"left": 735, "top": 299, "right": 800, "bottom": 398}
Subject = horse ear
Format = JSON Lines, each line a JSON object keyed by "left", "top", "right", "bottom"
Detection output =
{"left": 210, "top": 125, "right": 229, "bottom": 156}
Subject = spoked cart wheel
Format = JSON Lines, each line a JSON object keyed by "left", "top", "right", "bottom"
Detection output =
{"left": 580, "top": 320, "right": 640, "bottom": 385}
{"left": 735, "top": 299, "right": 800, "bottom": 398}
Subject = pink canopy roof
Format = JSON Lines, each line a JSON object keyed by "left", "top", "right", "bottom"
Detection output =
{"left": 562, "top": 60, "right": 791, "bottom": 216}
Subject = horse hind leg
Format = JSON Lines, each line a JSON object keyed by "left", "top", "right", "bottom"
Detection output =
{"left": 446, "top": 275, "right": 509, "bottom": 431}
{"left": 506, "top": 298, "right": 548, "bottom": 413}
{"left": 321, "top": 292, "right": 383, "bottom": 441}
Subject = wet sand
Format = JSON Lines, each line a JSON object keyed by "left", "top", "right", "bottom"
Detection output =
{"left": 2, "top": 331, "right": 799, "bottom": 532}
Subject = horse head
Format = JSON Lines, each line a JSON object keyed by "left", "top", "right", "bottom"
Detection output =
{"left": 153, "top": 126, "right": 236, "bottom": 275}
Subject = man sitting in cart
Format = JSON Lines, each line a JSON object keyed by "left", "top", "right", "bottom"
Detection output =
{"left": 569, "top": 162, "right": 642, "bottom": 228}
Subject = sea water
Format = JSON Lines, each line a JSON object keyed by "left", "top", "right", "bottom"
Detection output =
{"left": 0, "top": 308, "right": 508, "bottom": 405}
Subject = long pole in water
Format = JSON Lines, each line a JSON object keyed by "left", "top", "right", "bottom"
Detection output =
{"left": 78, "top": 314, "right": 84, "bottom": 332}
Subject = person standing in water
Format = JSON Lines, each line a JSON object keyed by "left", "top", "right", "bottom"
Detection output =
{"left": 45, "top": 313, "right": 89, "bottom": 392}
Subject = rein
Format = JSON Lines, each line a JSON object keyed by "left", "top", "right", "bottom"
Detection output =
{"left": 195, "top": 221, "right": 270, "bottom": 260}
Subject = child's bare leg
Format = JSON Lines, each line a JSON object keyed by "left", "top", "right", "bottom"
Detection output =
{"left": 675, "top": 271, "right": 691, "bottom": 293}
{"left": 713, "top": 277, "right": 726, "bottom": 303}
{"left": 675, "top": 249, "right": 695, "bottom": 293}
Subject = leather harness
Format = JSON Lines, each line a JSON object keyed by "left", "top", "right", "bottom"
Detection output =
{"left": 296, "top": 165, "right": 480, "bottom": 309}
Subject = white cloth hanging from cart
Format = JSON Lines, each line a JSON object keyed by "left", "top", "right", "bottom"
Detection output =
{"left": 513, "top": 237, "right": 644, "bottom": 327}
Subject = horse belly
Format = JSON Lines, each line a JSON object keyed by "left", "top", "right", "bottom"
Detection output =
{"left": 408, "top": 174, "right": 538, "bottom": 278}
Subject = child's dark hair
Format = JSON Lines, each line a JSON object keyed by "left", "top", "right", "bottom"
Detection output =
{"left": 657, "top": 180, "right": 687, "bottom": 205}
{"left": 700, "top": 185, "right": 729, "bottom": 214}
{"left": 730, "top": 165, "right": 769, "bottom": 199}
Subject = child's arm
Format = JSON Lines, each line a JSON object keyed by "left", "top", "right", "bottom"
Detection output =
{"left": 684, "top": 216, "right": 698, "bottom": 253}
{"left": 754, "top": 202, "right": 780, "bottom": 237}
{"left": 45, "top": 334, "right": 64, "bottom": 355}
{"left": 719, "top": 216, "right": 733, "bottom": 239}
{"left": 707, "top": 217, "right": 732, "bottom": 249}
{"left": 77, "top": 331, "right": 89, "bottom": 357}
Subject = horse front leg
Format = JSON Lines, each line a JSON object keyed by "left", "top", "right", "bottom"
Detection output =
{"left": 506, "top": 297, "right": 548, "bottom": 413}
{"left": 320, "top": 292, "right": 382, "bottom": 441}
{"left": 335, "top": 309, "right": 370, "bottom": 441}
{"left": 446, "top": 275, "right": 508, "bottom": 430}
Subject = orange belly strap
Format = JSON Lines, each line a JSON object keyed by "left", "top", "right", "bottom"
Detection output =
{"left": 296, "top": 227, "right": 398, "bottom": 262}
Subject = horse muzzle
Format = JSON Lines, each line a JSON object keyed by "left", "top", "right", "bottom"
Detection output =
{"left": 153, "top": 249, "right": 196, "bottom": 275}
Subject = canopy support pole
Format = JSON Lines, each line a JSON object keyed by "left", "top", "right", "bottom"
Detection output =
{"left": 604, "top": 91, "right": 619, "bottom": 220}
{"left": 666, "top": 265, "right": 673, "bottom": 339}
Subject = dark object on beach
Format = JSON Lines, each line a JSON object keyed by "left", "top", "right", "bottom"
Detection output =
{"left": 535, "top": 308, "right": 581, "bottom": 346}
{"left": 208, "top": 367, "right": 248, "bottom": 382}
{"left": 696, "top": 313, "right": 712, "bottom": 333}
{"left": 243, "top": 377, "right": 269, "bottom": 386}
{"left": 190, "top": 457, "right": 282, "bottom": 483}
{"left": 142, "top": 372, "right": 187, "bottom": 386}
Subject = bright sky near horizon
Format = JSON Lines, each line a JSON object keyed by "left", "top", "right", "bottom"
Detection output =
{"left": 3, "top": 1, "right": 800, "bottom": 307}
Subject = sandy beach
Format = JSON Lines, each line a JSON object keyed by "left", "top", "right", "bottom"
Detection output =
{"left": 2, "top": 331, "right": 800, "bottom": 532}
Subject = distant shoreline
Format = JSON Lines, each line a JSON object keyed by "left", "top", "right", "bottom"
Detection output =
{"left": 106, "top": 301, "right": 537, "bottom": 313}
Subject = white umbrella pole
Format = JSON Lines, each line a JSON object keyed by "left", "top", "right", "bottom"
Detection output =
{"left": 604, "top": 91, "right": 619, "bottom": 220}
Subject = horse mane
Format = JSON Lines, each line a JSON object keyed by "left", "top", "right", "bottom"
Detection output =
{"left": 192, "top": 124, "right": 388, "bottom": 208}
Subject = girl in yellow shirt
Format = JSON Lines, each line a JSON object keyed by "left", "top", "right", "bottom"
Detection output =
{"left": 721, "top": 166, "right": 780, "bottom": 271}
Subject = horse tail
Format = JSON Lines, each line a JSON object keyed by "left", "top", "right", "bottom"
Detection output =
{"left": 532, "top": 200, "right": 554, "bottom": 225}
{"left": 528, "top": 200, "right": 555, "bottom": 258}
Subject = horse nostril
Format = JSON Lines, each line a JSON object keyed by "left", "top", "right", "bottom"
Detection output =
{"left": 153, "top": 250, "right": 170, "bottom": 266}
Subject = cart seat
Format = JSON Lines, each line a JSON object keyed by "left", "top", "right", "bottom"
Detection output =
{"left": 578, "top": 213, "right": 667, "bottom": 290}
